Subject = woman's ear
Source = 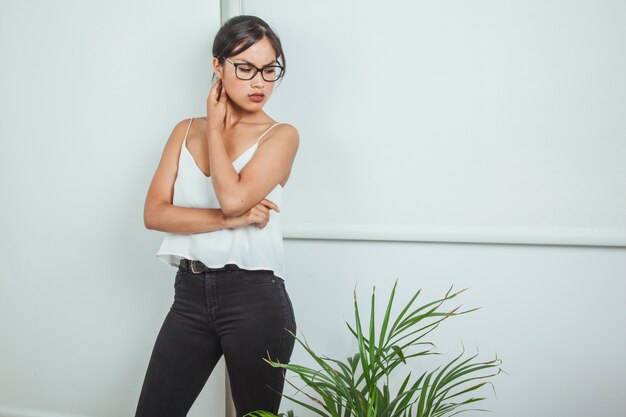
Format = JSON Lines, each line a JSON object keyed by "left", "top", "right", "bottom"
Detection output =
{"left": 212, "top": 56, "right": 223, "bottom": 79}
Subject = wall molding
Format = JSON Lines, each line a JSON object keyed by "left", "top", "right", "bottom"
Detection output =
{"left": 282, "top": 223, "right": 626, "bottom": 247}
{"left": 220, "top": 0, "right": 244, "bottom": 22}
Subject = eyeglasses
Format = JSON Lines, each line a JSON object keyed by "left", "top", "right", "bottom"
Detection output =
{"left": 222, "top": 57, "right": 284, "bottom": 82}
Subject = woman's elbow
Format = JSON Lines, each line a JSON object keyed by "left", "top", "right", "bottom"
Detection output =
{"left": 221, "top": 204, "right": 244, "bottom": 218}
{"left": 220, "top": 197, "right": 248, "bottom": 218}
{"left": 144, "top": 209, "right": 156, "bottom": 230}
{"left": 143, "top": 203, "right": 162, "bottom": 230}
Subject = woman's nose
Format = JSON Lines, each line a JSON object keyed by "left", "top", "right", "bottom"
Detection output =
{"left": 251, "top": 71, "right": 265, "bottom": 86}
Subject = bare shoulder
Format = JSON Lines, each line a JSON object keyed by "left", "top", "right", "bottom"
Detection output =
{"left": 170, "top": 118, "right": 195, "bottom": 143}
{"left": 156, "top": 117, "right": 195, "bottom": 170}
{"left": 265, "top": 122, "right": 300, "bottom": 148}
{"left": 165, "top": 118, "right": 190, "bottom": 147}
{"left": 276, "top": 122, "right": 299, "bottom": 135}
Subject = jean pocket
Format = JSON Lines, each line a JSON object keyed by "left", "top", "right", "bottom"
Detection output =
{"left": 235, "top": 269, "right": 279, "bottom": 285}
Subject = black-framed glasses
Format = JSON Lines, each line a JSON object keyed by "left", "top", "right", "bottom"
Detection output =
{"left": 222, "top": 57, "right": 284, "bottom": 82}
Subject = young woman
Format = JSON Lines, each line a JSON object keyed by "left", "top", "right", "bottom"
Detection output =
{"left": 136, "top": 15, "right": 299, "bottom": 417}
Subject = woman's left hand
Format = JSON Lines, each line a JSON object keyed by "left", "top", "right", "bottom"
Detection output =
{"left": 207, "top": 78, "right": 227, "bottom": 131}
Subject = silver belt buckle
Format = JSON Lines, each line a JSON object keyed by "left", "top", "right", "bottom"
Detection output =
{"left": 190, "top": 260, "right": 201, "bottom": 274}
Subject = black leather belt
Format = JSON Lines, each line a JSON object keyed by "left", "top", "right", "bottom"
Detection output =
{"left": 179, "top": 258, "right": 241, "bottom": 274}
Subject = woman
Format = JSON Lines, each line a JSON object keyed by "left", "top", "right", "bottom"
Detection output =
{"left": 136, "top": 15, "right": 299, "bottom": 417}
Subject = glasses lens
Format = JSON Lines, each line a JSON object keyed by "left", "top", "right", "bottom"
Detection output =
{"left": 262, "top": 66, "right": 283, "bottom": 81}
{"left": 236, "top": 64, "right": 256, "bottom": 80}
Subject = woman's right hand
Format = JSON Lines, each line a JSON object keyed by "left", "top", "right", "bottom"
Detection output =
{"left": 225, "top": 199, "right": 280, "bottom": 230}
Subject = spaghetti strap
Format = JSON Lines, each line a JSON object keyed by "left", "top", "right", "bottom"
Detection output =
{"left": 183, "top": 118, "right": 194, "bottom": 143}
{"left": 255, "top": 122, "right": 283, "bottom": 145}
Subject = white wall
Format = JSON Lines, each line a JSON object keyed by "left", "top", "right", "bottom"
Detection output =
{"left": 282, "top": 240, "right": 626, "bottom": 417}
{"left": 250, "top": 0, "right": 626, "bottom": 247}
{"left": 0, "top": 1, "right": 224, "bottom": 416}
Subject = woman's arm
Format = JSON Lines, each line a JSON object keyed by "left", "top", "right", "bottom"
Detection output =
{"left": 145, "top": 204, "right": 229, "bottom": 234}
{"left": 206, "top": 81, "right": 299, "bottom": 217}
{"left": 145, "top": 119, "right": 281, "bottom": 233}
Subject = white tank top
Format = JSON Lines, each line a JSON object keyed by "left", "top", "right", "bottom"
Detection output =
{"left": 155, "top": 118, "right": 286, "bottom": 279}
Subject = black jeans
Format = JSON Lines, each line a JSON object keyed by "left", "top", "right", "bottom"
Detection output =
{"left": 135, "top": 261, "right": 297, "bottom": 417}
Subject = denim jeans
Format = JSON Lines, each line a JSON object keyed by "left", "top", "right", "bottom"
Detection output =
{"left": 135, "top": 261, "right": 297, "bottom": 417}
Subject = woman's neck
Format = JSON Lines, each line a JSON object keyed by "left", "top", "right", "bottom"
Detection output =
{"left": 222, "top": 100, "right": 268, "bottom": 128}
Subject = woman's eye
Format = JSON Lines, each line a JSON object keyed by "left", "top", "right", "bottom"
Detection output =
{"left": 263, "top": 68, "right": 276, "bottom": 74}
{"left": 239, "top": 65, "right": 253, "bottom": 73}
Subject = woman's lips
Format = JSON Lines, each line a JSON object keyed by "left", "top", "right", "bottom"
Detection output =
{"left": 249, "top": 94, "right": 265, "bottom": 103}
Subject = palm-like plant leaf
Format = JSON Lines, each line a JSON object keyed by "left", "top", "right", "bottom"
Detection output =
{"left": 254, "top": 279, "right": 502, "bottom": 417}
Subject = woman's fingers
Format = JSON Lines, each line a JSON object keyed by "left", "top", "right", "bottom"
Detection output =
{"left": 218, "top": 80, "right": 227, "bottom": 103}
{"left": 209, "top": 78, "right": 220, "bottom": 102}
{"left": 250, "top": 205, "right": 270, "bottom": 229}
{"left": 211, "top": 79, "right": 227, "bottom": 103}
{"left": 207, "top": 79, "right": 228, "bottom": 129}
{"left": 260, "top": 199, "right": 280, "bottom": 213}
{"left": 255, "top": 199, "right": 280, "bottom": 229}
{"left": 243, "top": 199, "right": 280, "bottom": 229}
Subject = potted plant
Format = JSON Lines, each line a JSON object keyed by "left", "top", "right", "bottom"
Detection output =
{"left": 245, "top": 279, "right": 502, "bottom": 417}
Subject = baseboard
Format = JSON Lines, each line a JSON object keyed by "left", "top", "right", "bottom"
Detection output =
{"left": 0, "top": 405, "right": 92, "bottom": 417}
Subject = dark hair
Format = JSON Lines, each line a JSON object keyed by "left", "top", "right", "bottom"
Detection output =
{"left": 212, "top": 15, "right": 286, "bottom": 84}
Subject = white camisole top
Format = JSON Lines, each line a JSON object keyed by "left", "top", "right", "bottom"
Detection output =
{"left": 155, "top": 118, "right": 286, "bottom": 279}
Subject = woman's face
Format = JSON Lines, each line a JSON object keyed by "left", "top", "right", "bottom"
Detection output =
{"left": 213, "top": 37, "right": 279, "bottom": 113}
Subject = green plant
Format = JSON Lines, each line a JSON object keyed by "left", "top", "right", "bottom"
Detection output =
{"left": 245, "top": 279, "right": 502, "bottom": 417}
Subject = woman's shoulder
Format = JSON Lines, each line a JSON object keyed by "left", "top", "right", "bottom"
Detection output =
{"left": 177, "top": 116, "right": 205, "bottom": 131}
{"left": 159, "top": 118, "right": 205, "bottom": 157}
{"left": 168, "top": 117, "right": 208, "bottom": 143}
{"left": 268, "top": 122, "right": 299, "bottom": 148}
{"left": 274, "top": 121, "right": 297, "bottom": 130}
{"left": 273, "top": 122, "right": 297, "bottom": 133}
{"left": 168, "top": 117, "right": 197, "bottom": 138}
